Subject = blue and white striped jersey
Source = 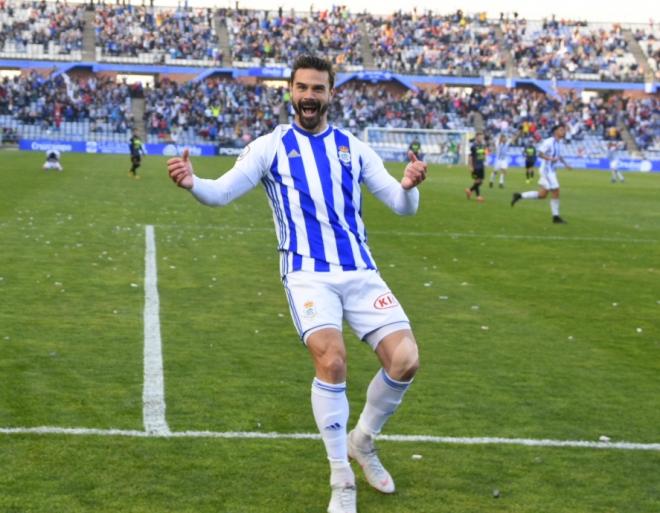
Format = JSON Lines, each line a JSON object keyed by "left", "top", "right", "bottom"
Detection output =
{"left": 538, "top": 136, "right": 562, "bottom": 174}
{"left": 191, "top": 124, "right": 419, "bottom": 276}
{"left": 495, "top": 138, "right": 509, "bottom": 160}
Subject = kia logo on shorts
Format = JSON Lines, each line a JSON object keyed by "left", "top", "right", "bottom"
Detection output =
{"left": 374, "top": 292, "right": 399, "bottom": 310}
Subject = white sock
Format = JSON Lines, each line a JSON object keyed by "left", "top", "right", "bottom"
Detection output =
{"left": 356, "top": 369, "right": 412, "bottom": 437}
{"left": 311, "top": 378, "right": 350, "bottom": 463}
{"left": 522, "top": 191, "right": 539, "bottom": 199}
{"left": 489, "top": 172, "right": 497, "bottom": 183}
{"left": 550, "top": 199, "right": 560, "bottom": 216}
{"left": 499, "top": 174, "right": 504, "bottom": 184}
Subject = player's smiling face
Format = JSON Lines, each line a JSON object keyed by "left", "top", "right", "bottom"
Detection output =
{"left": 291, "top": 68, "right": 333, "bottom": 133}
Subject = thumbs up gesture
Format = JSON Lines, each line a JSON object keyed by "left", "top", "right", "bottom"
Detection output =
{"left": 401, "top": 150, "right": 428, "bottom": 190}
{"left": 167, "top": 148, "right": 194, "bottom": 190}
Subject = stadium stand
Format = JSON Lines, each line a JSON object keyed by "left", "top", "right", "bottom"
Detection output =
{"left": 0, "top": 0, "right": 85, "bottom": 60}
{"left": 0, "top": 4, "right": 657, "bottom": 162}
{"left": 94, "top": 5, "right": 222, "bottom": 65}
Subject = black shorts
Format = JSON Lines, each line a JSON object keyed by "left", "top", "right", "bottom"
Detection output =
{"left": 131, "top": 154, "right": 141, "bottom": 165}
{"left": 471, "top": 168, "right": 484, "bottom": 180}
{"left": 525, "top": 159, "right": 536, "bottom": 169}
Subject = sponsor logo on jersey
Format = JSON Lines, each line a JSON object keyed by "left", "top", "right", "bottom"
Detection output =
{"left": 338, "top": 145, "right": 351, "bottom": 165}
{"left": 373, "top": 292, "right": 398, "bottom": 310}
{"left": 287, "top": 148, "right": 301, "bottom": 159}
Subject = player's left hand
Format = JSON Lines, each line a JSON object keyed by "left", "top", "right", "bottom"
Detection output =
{"left": 401, "top": 150, "right": 428, "bottom": 190}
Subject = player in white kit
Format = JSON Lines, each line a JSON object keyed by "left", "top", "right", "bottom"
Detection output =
{"left": 511, "top": 124, "right": 572, "bottom": 224}
{"left": 166, "top": 55, "right": 428, "bottom": 513}
{"left": 42, "top": 149, "right": 63, "bottom": 171}
{"left": 489, "top": 133, "right": 509, "bottom": 188}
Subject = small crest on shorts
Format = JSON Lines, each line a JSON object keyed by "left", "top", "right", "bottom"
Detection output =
{"left": 302, "top": 300, "right": 317, "bottom": 318}
{"left": 337, "top": 145, "right": 351, "bottom": 165}
{"left": 373, "top": 292, "right": 399, "bottom": 310}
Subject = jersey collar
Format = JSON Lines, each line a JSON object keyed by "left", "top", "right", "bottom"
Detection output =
{"left": 292, "top": 122, "right": 333, "bottom": 139}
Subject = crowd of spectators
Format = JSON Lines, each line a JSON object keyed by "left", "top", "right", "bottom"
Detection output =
{"left": 476, "top": 88, "right": 627, "bottom": 143}
{"left": 501, "top": 16, "right": 643, "bottom": 81}
{"left": 0, "top": 71, "right": 133, "bottom": 134}
{"left": 633, "top": 26, "right": 660, "bottom": 80}
{"left": 143, "top": 77, "right": 285, "bottom": 146}
{"left": 366, "top": 9, "right": 506, "bottom": 76}
{"left": 227, "top": 6, "right": 363, "bottom": 69}
{"left": 330, "top": 82, "right": 471, "bottom": 132}
{"left": 0, "top": 3, "right": 656, "bottom": 83}
{"left": 0, "top": 0, "right": 84, "bottom": 55}
{"left": 622, "top": 96, "right": 659, "bottom": 151}
{"left": 95, "top": 5, "right": 221, "bottom": 63}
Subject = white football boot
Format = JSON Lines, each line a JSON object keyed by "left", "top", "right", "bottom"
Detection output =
{"left": 348, "top": 429, "right": 395, "bottom": 494}
{"left": 327, "top": 483, "right": 357, "bottom": 513}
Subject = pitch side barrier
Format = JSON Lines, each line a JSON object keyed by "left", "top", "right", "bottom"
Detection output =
{"left": 19, "top": 139, "right": 222, "bottom": 157}
{"left": 19, "top": 139, "right": 660, "bottom": 171}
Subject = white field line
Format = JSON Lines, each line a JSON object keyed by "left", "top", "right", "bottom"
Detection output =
{"left": 143, "top": 225, "right": 171, "bottom": 436}
{"left": 153, "top": 223, "right": 659, "bottom": 245}
{"left": 0, "top": 426, "right": 659, "bottom": 452}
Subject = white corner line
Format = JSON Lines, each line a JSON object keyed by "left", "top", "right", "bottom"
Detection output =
{"left": 0, "top": 427, "right": 658, "bottom": 452}
{"left": 143, "top": 225, "right": 171, "bottom": 436}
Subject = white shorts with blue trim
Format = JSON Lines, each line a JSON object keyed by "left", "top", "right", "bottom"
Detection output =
{"left": 539, "top": 170, "right": 560, "bottom": 190}
{"left": 282, "top": 269, "right": 410, "bottom": 349}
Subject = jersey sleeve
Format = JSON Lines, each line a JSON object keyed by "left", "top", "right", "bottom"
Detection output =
{"left": 358, "top": 139, "right": 419, "bottom": 216}
{"left": 190, "top": 132, "right": 276, "bottom": 206}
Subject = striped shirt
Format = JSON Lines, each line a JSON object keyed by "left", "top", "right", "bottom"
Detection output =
{"left": 191, "top": 124, "right": 419, "bottom": 276}
{"left": 538, "top": 136, "right": 562, "bottom": 174}
{"left": 495, "top": 138, "right": 509, "bottom": 160}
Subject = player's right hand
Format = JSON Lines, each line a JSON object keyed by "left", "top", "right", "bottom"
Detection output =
{"left": 167, "top": 148, "right": 194, "bottom": 190}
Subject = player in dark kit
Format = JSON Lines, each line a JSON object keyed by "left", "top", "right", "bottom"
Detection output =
{"left": 408, "top": 138, "right": 423, "bottom": 160}
{"left": 129, "top": 135, "right": 145, "bottom": 178}
{"left": 465, "top": 132, "right": 486, "bottom": 202}
{"left": 523, "top": 141, "right": 537, "bottom": 183}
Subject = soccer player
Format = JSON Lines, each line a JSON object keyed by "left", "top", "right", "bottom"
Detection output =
{"left": 408, "top": 138, "right": 423, "bottom": 160}
{"left": 465, "top": 132, "right": 486, "bottom": 201}
{"left": 166, "top": 55, "right": 427, "bottom": 513}
{"left": 511, "top": 124, "right": 572, "bottom": 224}
{"left": 489, "top": 133, "right": 509, "bottom": 188}
{"left": 129, "top": 134, "right": 145, "bottom": 178}
{"left": 42, "top": 148, "right": 63, "bottom": 172}
{"left": 523, "top": 139, "right": 537, "bottom": 183}
{"left": 607, "top": 141, "right": 624, "bottom": 183}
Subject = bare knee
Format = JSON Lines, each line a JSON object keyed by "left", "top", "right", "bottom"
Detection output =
{"left": 377, "top": 331, "right": 420, "bottom": 382}
{"left": 306, "top": 329, "right": 347, "bottom": 383}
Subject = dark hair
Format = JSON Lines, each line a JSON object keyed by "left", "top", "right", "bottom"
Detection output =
{"left": 290, "top": 55, "right": 335, "bottom": 89}
{"left": 551, "top": 124, "right": 564, "bottom": 133}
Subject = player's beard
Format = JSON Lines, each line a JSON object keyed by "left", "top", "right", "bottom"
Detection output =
{"left": 293, "top": 98, "right": 329, "bottom": 132}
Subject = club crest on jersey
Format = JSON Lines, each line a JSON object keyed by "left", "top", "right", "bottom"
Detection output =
{"left": 337, "top": 145, "right": 351, "bottom": 166}
{"left": 302, "top": 300, "right": 317, "bottom": 318}
{"left": 373, "top": 292, "right": 399, "bottom": 310}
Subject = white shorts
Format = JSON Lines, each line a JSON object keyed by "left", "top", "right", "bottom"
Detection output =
{"left": 539, "top": 170, "right": 559, "bottom": 190}
{"left": 43, "top": 161, "right": 62, "bottom": 171}
{"left": 494, "top": 159, "right": 508, "bottom": 171}
{"left": 283, "top": 269, "right": 410, "bottom": 349}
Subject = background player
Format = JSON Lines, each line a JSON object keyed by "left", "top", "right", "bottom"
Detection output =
{"left": 511, "top": 124, "right": 572, "bottom": 224}
{"left": 408, "top": 138, "right": 423, "bottom": 160}
{"left": 523, "top": 139, "right": 537, "bottom": 183}
{"left": 489, "top": 133, "right": 509, "bottom": 188}
{"left": 129, "top": 134, "right": 145, "bottom": 179}
{"left": 465, "top": 132, "right": 486, "bottom": 202}
{"left": 608, "top": 140, "right": 625, "bottom": 183}
{"left": 42, "top": 148, "right": 63, "bottom": 172}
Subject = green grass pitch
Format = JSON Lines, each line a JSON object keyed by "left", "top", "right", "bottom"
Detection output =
{"left": 1, "top": 150, "right": 659, "bottom": 513}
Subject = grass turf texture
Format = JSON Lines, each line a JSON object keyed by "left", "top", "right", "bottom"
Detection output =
{"left": 1, "top": 150, "right": 659, "bottom": 512}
